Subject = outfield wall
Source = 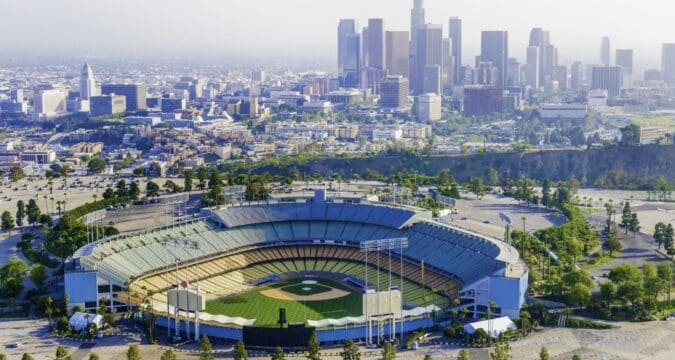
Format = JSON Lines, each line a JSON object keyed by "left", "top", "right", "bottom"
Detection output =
{"left": 154, "top": 315, "right": 433, "bottom": 345}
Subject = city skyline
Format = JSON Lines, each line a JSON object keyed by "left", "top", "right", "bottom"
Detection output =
{"left": 0, "top": 0, "right": 672, "bottom": 69}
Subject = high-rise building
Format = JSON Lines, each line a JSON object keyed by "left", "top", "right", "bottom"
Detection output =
{"left": 101, "top": 84, "right": 147, "bottom": 112}
{"left": 90, "top": 95, "right": 126, "bottom": 117}
{"left": 449, "top": 17, "right": 462, "bottom": 86}
{"left": 525, "top": 46, "right": 540, "bottom": 89}
{"left": 414, "top": 23, "right": 443, "bottom": 94}
{"left": 570, "top": 62, "right": 584, "bottom": 90}
{"left": 528, "top": 28, "right": 546, "bottom": 88}
{"left": 463, "top": 86, "right": 504, "bottom": 116}
{"left": 592, "top": 66, "right": 622, "bottom": 97}
{"left": 338, "top": 19, "right": 357, "bottom": 75}
{"left": 160, "top": 98, "right": 186, "bottom": 113}
{"left": 10, "top": 89, "right": 23, "bottom": 103}
{"left": 662, "top": 43, "right": 675, "bottom": 86}
{"left": 551, "top": 65, "right": 568, "bottom": 91}
{"left": 442, "top": 38, "right": 452, "bottom": 88}
{"left": 79, "top": 63, "right": 98, "bottom": 100}
{"left": 480, "top": 31, "right": 509, "bottom": 89}
{"left": 342, "top": 33, "right": 362, "bottom": 88}
{"left": 410, "top": 0, "right": 425, "bottom": 44}
{"left": 600, "top": 36, "right": 611, "bottom": 65}
{"left": 507, "top": 58, "right": 521, "bottom": 87}
{"left": 417, "top": 93, "right": 441, "bottom": 122}
{"left": 615, "top": 49, "right": 634, "bottom": 76}
{"left": 386, "top": 31, "right": 409, "bottom": 77}
{"left": 422, "top": 64, "right": 442, "bottom": 94}
{"left": 251, "top": 68, "right": 266, "bottom": 83}
{"left": 33, "top": 89, "right": 67, "bottom": 119}
{"left": 380, "top": 76, "right": 409, "bottom": 109}
{"left": 361, "top": 27, "right": 369, "bottom": 68}
{"left": 367, "top": 19, "right": 385, "bottom": 70}
{"left": 474, "top": 62, "right": 498, "bottom": 86}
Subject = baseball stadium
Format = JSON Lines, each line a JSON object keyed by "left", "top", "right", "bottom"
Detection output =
{"left": 65, "top": 191, "right": 527, "bottom": 346}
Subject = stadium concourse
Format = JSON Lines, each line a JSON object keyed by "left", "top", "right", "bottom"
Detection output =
{"left": 65, "top": 190, "right": 528, "bottom": 344}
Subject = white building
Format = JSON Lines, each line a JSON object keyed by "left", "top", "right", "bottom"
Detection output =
{"left": 417, "top": 93, "right": 442, "bottom": 122}
{"left": 372, "top": 127, "right": 403, "bottom": 141}
{"left": 33, "top": 89, "right": 67, "bottom": 120}
{"left": 79, "top": 63, "right": 98, "bottom": 100}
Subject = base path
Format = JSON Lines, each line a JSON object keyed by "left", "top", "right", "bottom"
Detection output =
{"left": 260, "top": 287, "right": 351, "bottom": 301}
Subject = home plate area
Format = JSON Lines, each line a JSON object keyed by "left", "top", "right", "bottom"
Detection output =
{"left": 261, "top": 279, "right": 352, "bottom": 301}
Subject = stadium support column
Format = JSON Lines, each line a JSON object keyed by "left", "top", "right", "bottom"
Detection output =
{"left": 194, "top": 285, "right": 200, "bottom": 341}
{"left": 399, "top": 241, "right": 404, "bottom": 341}
{"left": 364, "top": 247, "right": 370, "bottom": 346}
{"left": 166, "top": 252, "right": 171, "bottom": 339}
{"left": 388, "top": 248, "right": 393, "bottom": 341}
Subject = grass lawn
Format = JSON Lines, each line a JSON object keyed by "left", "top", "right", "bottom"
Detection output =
{"left": 580, "top": 253, "right": 615, "bottom": 270}
{"left": 204, "top": 278, "right": 362, "bottom": 326}
{"left": 631, "top": 114, "right": 675, "bottom": 129}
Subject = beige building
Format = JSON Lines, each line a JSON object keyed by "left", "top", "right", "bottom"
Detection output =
{"left": 417, "top": 93, "right": 442, "bottom": 122}
{"left": 639, "top": 126, "right": 669, "bottom": 144}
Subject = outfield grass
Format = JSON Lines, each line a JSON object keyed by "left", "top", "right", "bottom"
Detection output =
{"left": 205, "top": 278, "right": 362, "bottom": 327}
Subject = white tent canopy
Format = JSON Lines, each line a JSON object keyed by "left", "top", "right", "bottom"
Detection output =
{"left": 463, "top": 316, "right": 516, "bottom": 338}
{"left": 68, "top": 312, "right": 104, "bottom": 331}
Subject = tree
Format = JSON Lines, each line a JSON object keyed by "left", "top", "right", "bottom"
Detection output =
{"left": 489, "top": 343, "right": 512, "bottom": 360}
{"left": 21, "top": 354, "right": 34, "bottom": 360}
{"left": 128, "top": 181, "right": 140, "bottom": 200}
{"left": 602, "top": 230, "right": 622, "bottom": 256}
{"left": 628, "top": 213, "right": 640, "bottom": 234}
{"left": 271, "top": 347, "right": 286, "bottom": 360}
{"left": 160, "top": 349, "right": 177, "bottom": 360}
{"left": 541, "top": 179, "right": 552, "bottom": 208}
{"left": 340, "top": 339, "right": 360, "bottom": 360}
{"left": 29, "top": 264, "right": 49, "bottom": 289}
{"left": 234, "top": 340, "right": 248, "bottom": 360}
{"left": 620, "top": 124, "right": 640, "bottom": 145}
{"left": 1, "top": 211, "right": 14, "bottom": 235}
{"left": 609, "top": 263, "right": 642, "bottom": 284}
{"left": 380, "top": 342, "right": 396, "bottom": 360}
{"left": 424, "top": 356, "right": 433, "bottom": 360}
{"left": 572, "top": 355, "right": 581, "bottom": 360}
{"left": 9, "top": 166, "right": 26, "bottom": 182}
{"left": 146, "top": 181, "right": 160, "bottom": 197}
{"left": 26, "top": 199, "right": 41, "bottom": 225}
{"left": 621, "top": 202, "right": 632, "bottom": 234}
{"left": 16, "top": 200, "right": 25, "bottom": 227}
{"left": 469, "top": 178, "right": 486, "bottom": 199}
{"left": 126, "top": 344, "right": 141, "bottom": 360}
{"left": 457, "top": 349, "right": 470, "bottom": 360}
{"left": 116, "top": 180, "right": 128, "bottom": 197}
{"left": 56, "top": 346, "right": 72, "bottom": 360}
{"left": 307, "top": 331, "right": 321, "bottom": 360}
{"left": 656, "top": 263, "right": 672, "bottom": 308}
{"left": 89, "top": 354, "right": 101, "bottom": 360}
{"left": 199, "top": 334, "right": 214, "bottom": 360}
{"left": 0, "top": 258, "right": 29, "bottom": 297}
{"left": 599, "top": 282, "right": 617, "bottom": 308}
{"left": 0, "top": 354, "right": 6, "bottom": 360}
{"left": 539, "top": 347, "right": 549, "bottom": 360}
{"left": 184, "top": 170, "right": 194, "bottom": 192}
{"left": 87, "top": 158, "right": 107, "bottom": 174}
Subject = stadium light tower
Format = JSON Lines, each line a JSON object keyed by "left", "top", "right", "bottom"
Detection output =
{"left": 360, "top": 237, "right": 408, "bottom": 345}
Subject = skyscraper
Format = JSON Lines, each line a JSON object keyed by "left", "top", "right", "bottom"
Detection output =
{"left": 342, "top": 33, "right": 361, "bottom": 88}
{"left": 661, "top": 43, "right": 675, "bottom": 86}
{"left": 410, "top": 0, "right": 425, "bottom": 43}
{"left": 600, "top": 36, "right": 611, "bottom": 65}
{"left": 525, "top": 46, "right": 540, "bottom": 89}
{"left": 615, "top": 49, "right": 634, "bottom": 76}
{"left": 380, "top": 76, "right": 409, "bottom": 109}
{"left": 79, "top": 63, "right": 97, "bottom": 100}
{"left": 592, "top": 66, "right": 622, "bottom": 97}
{"left": 507, "top": 58, "right": 521, "bottom": 87}
{"left": 442, "top": 38, "right": 452, "bottom": 87}
{"left": 551, "top": 65, "right": 568, "bottom": 91}
{"left": 414, "top": 23, "right": 443, "bottom": 94}
{"left": 338, "top": 19, "right": 357, "bottom": 75}
{"left": 422, "top": 64, "right": 441, "bottom": 94}
{"left": 480, "top": 31, "right": 509, "bottom": 89}
{"left": 448, "top": 17, "right": 462, "bottom": 85}
{"left": 386, "top": 31, "right": 409, "bottom": 78}
{"left": 570, "top": 62, "right": 584, "bottom": 90}
{"left": 528, "top": 28, "right": 546, "bottom": 88}
{"left": 367, "top": 19, "right": 385, "bottom": 70}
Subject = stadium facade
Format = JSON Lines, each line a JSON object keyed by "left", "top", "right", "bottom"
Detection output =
{"left": 65, "top": 191, "right": 527, "bottom": 343}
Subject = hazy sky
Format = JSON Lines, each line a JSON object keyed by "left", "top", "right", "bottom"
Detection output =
{"left": 1, "top": 0, "right": 671, "bottom": 69}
